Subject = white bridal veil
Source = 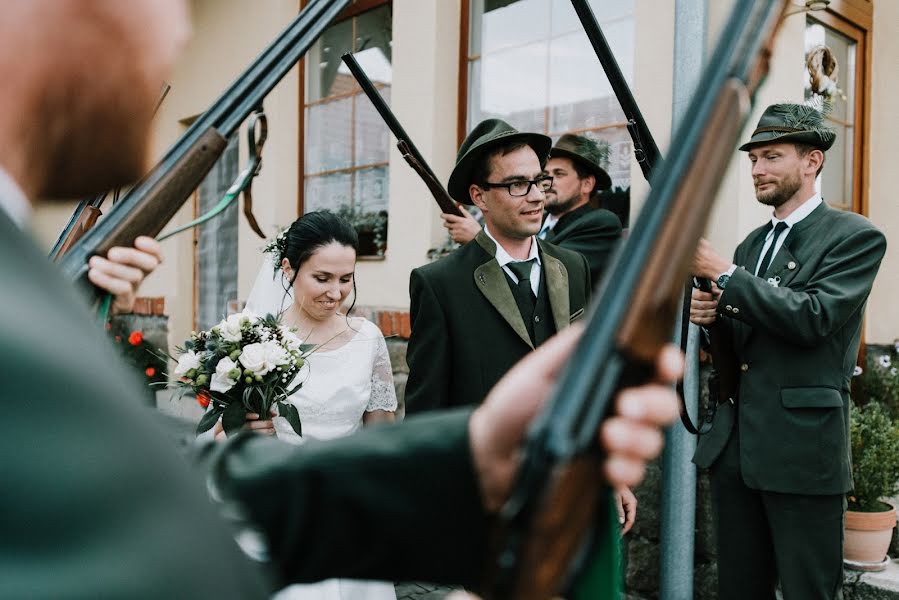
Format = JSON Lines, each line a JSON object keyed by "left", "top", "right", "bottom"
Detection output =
{"left": 245, "top": 256, "right": 295, "bottom": 316}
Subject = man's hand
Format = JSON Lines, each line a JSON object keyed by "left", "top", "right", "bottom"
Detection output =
{"left": 615, "top": 485, "right": 637, "bottom": 535}
{"left": 690, "top": 287, "right": 721, "bottom": 326}
{"left": 692, "top": 238, "right": 732, "bottom": 281}
{"left": 87, "top": 236, "right": 162, "bottom": 314}
{"left": 440, "top": 206, "right": 481, "bottom": 245}
{"left": 469, "top": 325, "right": 681, "bottom": 513}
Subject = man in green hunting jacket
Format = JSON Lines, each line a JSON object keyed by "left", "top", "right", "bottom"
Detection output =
{"left": 690, "top": 103, "right": 887, "bottom": 600}
{"left": 405, "top": 119, "right": 591, "bottom": 414}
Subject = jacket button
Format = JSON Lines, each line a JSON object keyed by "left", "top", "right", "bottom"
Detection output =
{"left": 732, "top": 307, "right": 740, "bottom": 314}
{"left": 725, "top": 304, "right": 733, "bottom": 311}
{"left": 534, "top": 315, "right": 541, "bottom": 323}
{"left": 788, "top": 261, "right": 797, "bottom": 270}
{"left": 740, "top": 363, "right": 749, "bottom": 372}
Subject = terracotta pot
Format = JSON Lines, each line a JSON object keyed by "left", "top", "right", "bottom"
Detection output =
{"left": 844, "top": 504, "right": 897, "bottom": 566}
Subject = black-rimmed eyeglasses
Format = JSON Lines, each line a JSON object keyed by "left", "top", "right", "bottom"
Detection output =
{"left": 479, "top": 175, "right": 553, "bottom": 197}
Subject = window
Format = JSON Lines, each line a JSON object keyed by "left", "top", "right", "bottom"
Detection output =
{"left": 195, "top": 136, "right": 239, "bottom": 331}
{"left": 803, "top": 1, "right": 871, "bottom": 215}
{"left": 302, "top": 1, "right": 392, "bottom": 257}
{"left": 464, "top": 0, "right": 635, "bottom": 222}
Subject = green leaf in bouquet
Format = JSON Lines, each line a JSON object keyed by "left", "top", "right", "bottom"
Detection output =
{"left": 196, "top": 405, "right": 225, "bottom": 434}
{"left": 222, "top": 401, "right": 247, "bottom": 437}
{"left": 277, "top": 401, "right": 302, "bottom": 437}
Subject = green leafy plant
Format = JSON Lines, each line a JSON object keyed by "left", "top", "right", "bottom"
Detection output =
{"left": 848, "top": 400, "right": 899, "bottom": 512}
{"left": 335, "top": 204, "right": 388, "bottom": 256}
{"left": 853, "top": 346, "right": 899, "bottom": 420}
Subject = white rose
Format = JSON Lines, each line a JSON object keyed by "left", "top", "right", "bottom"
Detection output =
{"left": 263, "top": 340, "right": 291, "bottom": 367}
{"left": 216, "top": 313, "right": 246, "bottom": 343}
{"left": 174, "top": 350, "right": 201, "bottom": 377}
{"left": 239, "top": 343, "right": 273, "bottom": 376}
{"left": 279, "top": 327, "right": 302, "bottom": 352}
{"left": 210, "top": 357, "right": 238, "bottom": 393}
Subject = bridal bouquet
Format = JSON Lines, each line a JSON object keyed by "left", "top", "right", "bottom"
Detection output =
{"left": 172, "top": 310, "right": 306, "bottom": 436}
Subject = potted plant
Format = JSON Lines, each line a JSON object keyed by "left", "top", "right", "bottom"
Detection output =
{"left": 844, "top": 391, "right": 899, "bottom": 570}
{"left": 335, "top": 204, "right": 388, "bottom": 257}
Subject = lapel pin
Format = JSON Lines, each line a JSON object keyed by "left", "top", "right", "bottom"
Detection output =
{"left": 787, "top": 261, "right": 797, "bottom": 270}
{"left": 477, "top": 273, "right": 486, "bottom": 284}
{"left": 767, "top": 276, "right": 781, "bottom": 288}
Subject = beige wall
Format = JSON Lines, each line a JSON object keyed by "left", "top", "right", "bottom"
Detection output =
{"left": 864, "top": 0, "right": 899, "bottom": 344}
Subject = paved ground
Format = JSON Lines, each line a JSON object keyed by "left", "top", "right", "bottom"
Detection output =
{"left": 394, "top": 582, "right": 460, "bottom": 599}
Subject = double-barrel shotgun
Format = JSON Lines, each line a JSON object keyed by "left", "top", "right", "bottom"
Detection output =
{"left": 59, "top": 0, "right": 351, "bottom": 297}
{"left": 481, "top": 2, "right": 792, "bottom": 598}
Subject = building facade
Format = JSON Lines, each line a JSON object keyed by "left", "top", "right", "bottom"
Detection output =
{"left": 34, "top": 0, "right": 897, "bottom": 351}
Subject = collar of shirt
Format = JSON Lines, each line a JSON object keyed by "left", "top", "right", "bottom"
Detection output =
{"left": 0, "top": 167, "right": 31, "bottom": 229}
{"left": 484, "top": 225, "right": 542, "bottom": 296}
{"left": 765, "top": 192, "right": 822, "bottom": 239}
{"left": 539, "top": 213, "right": 560, "bottom": 235}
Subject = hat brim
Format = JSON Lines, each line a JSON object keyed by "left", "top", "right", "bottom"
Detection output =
{"left": 448, "top": 132, "right": 552, "bottom": 205}
{"left": 548, "top": 148, "right": 613, "bottom": 191}
{"left": 738, "top": 129, "right": 835, "bottom": 152}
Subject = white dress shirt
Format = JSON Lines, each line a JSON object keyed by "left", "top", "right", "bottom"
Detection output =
{"left": 753, "top": 193, "right": 822, "bottom": 276}
{"left": 537, "top": 213, "right": 559, "bottom": 239}
{"left": 484, "top": 225, "right": 541, "bottom": 296}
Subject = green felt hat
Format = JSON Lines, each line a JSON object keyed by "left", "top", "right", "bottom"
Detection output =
{"left": 549, "top": 133, "right": 612, "bottom": 192}
{"left": 448, "top": 119, "right": 552, "bottom": 205}
{"left": 739, "top": 103, "right": 836, "bottom": 152}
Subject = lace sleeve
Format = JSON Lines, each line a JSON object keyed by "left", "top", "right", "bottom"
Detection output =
{"left": 367, "top": 327, "right": 398, "bottom": 413}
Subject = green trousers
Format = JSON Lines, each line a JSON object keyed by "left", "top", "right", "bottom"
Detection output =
{"left": 709, "top": 427, "right": 846, "bottom": 600}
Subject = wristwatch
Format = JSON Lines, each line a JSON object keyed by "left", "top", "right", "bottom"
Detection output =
{"left": 716, "top": 265, "right": 737, "bottom": 289}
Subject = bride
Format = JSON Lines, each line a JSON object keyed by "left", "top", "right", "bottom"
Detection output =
{"left": 242, "top": 210, "right": 398, "bottom": 600}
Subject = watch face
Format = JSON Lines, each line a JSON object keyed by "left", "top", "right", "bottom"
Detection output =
{"left": 717, "top": 274, "right": 730, "bottom": 289}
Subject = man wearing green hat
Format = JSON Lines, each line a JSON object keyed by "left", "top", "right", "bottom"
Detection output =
{"left": 405, "top": 119, "right": 591, "bottom": 414}
{"left": 540, "top": 133, "right": 623, "bottom": 284}
{"left": 689, "top": 103, "right": 886, "bottom": 599}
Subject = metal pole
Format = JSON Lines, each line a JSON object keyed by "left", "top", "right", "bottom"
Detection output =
{"left": 660, "top": 1, "right": 708, "bottom": 599}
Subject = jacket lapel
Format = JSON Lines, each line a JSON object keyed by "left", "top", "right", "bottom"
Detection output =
{"left": 473, "top": 232, "right": 534, "bottom": 349}
{"left": 538, "top": 241, "right": 571, "bottom": 332}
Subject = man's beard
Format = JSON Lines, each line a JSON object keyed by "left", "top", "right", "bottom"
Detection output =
{"left": 544, "top": 190, "right": 579, "bottom": 216}
{"left": 754, "top": 171, "right": 801, "bottom": 208}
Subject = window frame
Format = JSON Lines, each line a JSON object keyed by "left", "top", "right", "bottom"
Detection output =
{"left": 297, "top": 0, "right": 392, "bottom": 225}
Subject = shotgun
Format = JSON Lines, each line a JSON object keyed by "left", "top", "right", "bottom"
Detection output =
{"left": 482, "top": 2, "right": 791, "bottom": 598}
{"left": 570, "top": 0, "right": 661, "bottom": 182}
{"left": 59, "top": 0, "right": 351, "bottom": 295}
{"left": 340, "top": 52, "right": 464, "bottom": 217}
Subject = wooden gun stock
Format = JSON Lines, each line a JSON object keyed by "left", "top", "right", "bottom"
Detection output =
{"left": 52, "top": 205, "right": 103, "bottom": 261}
{"left": 482, "top": 2, "right": 789, "bottom": 598}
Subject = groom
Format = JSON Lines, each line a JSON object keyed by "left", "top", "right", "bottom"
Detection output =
{"left": 0, "top": 0, "right": 680, "bottom": 596}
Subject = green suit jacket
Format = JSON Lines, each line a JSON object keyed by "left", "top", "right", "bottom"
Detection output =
{"left": 544, "top": 204, "right": 622, "bottom": 284}
{"left": 0, "top": 210, "right": 488, "bottom": 596}
{"left": 405, "top": 231, "right": 591, "bottom": 413}
{"left": 694, "top": 203, "right": 886, "bottom": 495}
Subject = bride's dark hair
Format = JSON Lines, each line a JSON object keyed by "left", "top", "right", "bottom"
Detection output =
{"left": 281, "top": 210, "right": 360, "bottom": 314}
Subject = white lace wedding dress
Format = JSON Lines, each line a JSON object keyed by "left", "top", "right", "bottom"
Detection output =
{"left": 271, "top": 316, "right": 399, "bottom": 600}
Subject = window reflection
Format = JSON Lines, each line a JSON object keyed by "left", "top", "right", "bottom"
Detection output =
{"left": 468, "top": 0, "right": 635, "bottom": 222}
{"left": 805, "top": 17, "right": 856, "bottom": 211}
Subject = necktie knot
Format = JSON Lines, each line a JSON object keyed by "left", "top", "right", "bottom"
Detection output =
{"left": 757, "top": 221, "right": 789, "bottom": 276}
{"left": 508, "top": 259, "right": 535, "bottom": 282}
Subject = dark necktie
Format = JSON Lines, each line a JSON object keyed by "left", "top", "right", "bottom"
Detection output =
{"left": 508, "top": 259, "right": 536, "bottom": 311}
{"left": 757, "top": 221, "right": 788, "bottom": 276}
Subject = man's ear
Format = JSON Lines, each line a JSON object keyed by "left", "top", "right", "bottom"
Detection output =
{"left": 805, "top": 148, "right": 824, "bottom": 176}
{"left": 580, "top": 174, "right": 596, "bottom": 196}
{"left": 470, "top": 184, "right": 488, "bottom": 212}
